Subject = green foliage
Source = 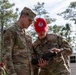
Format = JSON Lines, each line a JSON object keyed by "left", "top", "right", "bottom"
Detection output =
{"left": 57, "top": 1, "right": 76, "bottom": 51}
{"left": 48, "top": 23, "right": 71, "bottom": 42}
{"left": 33, "top": 2, "right": 47, "bottom": 16}
{"left": 0, "top": 0, "right": 18, "bottom": 28}
{"left": 60, "top": 23, "right": 71, "bottom": 42}
{"left": 69, "top": 2, "right": 76, "bottom": 8}
{"left": 58, "top": 2, "right": 76, "bottom": 22}
{"left": 48, "top": 25, "right": 63, "bottom": 34}
{"left": 33, "top": 2, "right": 56, "bottom": 24}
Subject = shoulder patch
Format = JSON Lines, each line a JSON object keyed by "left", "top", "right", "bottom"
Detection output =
{"left": 3, "top": 32, "right": 11, "bottom": 45}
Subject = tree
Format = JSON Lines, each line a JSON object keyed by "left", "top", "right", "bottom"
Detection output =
{"left": 57, "top": 2, "right": 76, "bottom": 23}
{"left": 0, "top": 0, "right": 18, "bottom": 61}
{"left": 57, "top": 1, "right": 76, "bottom": 51}
{"left": 48, "top": 24, "right": 63, "bottom": 34}
{"left": 33, "top": 2, "right": 56, "bottom": 24}
{"left": 48, "top": 23, "right": 71, "bottom": 42}
{"left": 60, "top": 23, "right": 71, "bottom": 42}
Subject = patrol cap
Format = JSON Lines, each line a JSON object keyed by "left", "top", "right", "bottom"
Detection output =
{"left": 34, "top": 18, "right": 47, "bottom": 32}
{"left": 21, "top": 7, "right": 36, "bottom": 20}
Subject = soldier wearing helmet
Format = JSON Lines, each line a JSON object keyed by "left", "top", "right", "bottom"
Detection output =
{"left": 32, "top": 17, "right": 72, "bottom": 75}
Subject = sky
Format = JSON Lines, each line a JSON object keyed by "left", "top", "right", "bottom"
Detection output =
{"left": 8, "top": 0, "right": 76, "bottom": 52}
{"left": 9, "top": 0, "right": 76, "bottom": 17}
{"left": 9, "top": 0, "right": 76, "bottom": 35}
{"left": 9, "top": 0, "right": 76, "bottom": 26}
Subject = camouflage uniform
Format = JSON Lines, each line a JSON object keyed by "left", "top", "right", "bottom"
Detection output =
{"left": 2, "top": 6, "right": 36, "bottom": 75}
{"left": 2, "top": 23, "right": 34, "bottom": 75}
{"left": 33, "top": 34, "right": 72, "bottom": 75}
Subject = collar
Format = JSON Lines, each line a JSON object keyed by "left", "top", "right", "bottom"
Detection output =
{"left": 15, "top": 23, "right": 24, "bottom": 32}
{"left": 37, "top": 34, "right": 49, "bottom": 45}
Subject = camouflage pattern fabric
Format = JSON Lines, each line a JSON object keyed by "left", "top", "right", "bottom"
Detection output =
{"left": 2, "top": 23, "right": 33, "bottom": 75}
{"left": 33, "top": 34, "right": 72, "bottom": 75}
{"left": 21, "top": 7, "right": 36, "bottom": 20}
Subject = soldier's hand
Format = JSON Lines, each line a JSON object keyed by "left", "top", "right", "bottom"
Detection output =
{"left": 37, "top": 58, "right": 47, "bottom": 67}
{"left": 51, "top": 48, "right": 61, "bottom": 53}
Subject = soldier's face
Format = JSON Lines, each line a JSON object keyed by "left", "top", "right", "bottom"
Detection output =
{"left": 21, "top": 15, "right": 32, "bottom": 28}
{"left": 37, "top": 31, "right": 47, "bottom": 39}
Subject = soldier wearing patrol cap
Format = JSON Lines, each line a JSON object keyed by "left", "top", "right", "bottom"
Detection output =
{"left": 32, "top": 17, "right": 72, "bottom": 75}
{"left": 2, "top": 7, "right": 36, "bottom": 75}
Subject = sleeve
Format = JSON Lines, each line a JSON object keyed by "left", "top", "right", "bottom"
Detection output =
{"left": 58, "top": 36, "right": 73, "bottom": 56}
{"left": 2, "top": 29, "right": 17, "bottom": 75}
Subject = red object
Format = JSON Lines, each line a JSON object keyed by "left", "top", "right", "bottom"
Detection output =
{"left": 0, "top": 62, "right": 4, "bottom": 67}
{"left": 34, "top": 18, "right": 47, "bottom": 32}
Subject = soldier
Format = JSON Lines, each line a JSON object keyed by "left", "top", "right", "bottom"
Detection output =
{"left": 2, "top": 7, "right": 36, "bottom": 75}
{"left": 32, "top": 18, "right": 72, "bottom": 75}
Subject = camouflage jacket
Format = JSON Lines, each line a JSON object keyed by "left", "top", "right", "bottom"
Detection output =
{"left": 33, "top": 34, "right": 72, "bottom": 75}
{"left": 2, "top": 23, "right": 33, "bottom": 75}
